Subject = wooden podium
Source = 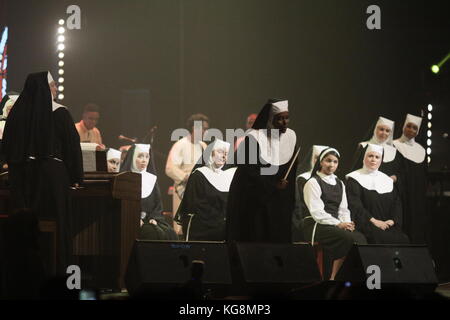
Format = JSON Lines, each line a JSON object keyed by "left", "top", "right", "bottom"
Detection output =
{"left": 0, "top": 171, "right": 141, "bottom": 290}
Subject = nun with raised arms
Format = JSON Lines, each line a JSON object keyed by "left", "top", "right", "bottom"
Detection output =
{"left": 106, "top": 148, "right": 122, "bottom": 173}
{"left": 393, "top": 114, "right": 428, "bottom": 244}
{"left": 352, "top": 116, "right": 402, "bottom": 182}
{"left": 176, "top": 139, "right": 236, "bottom": 241}
{"left": 2, "top": 72, "right": 83, "bottom": 297}
{"left": 226, "top": 99, "right": 298, "bottom": 243}
{"left": 120, "top": 144, "right": 178, "bottom": 240}
{"left": 346, "top": 144, "right": 409, "bottom": 244}
{"left": 301, "top": 147, "right": 366, "bottom": 280}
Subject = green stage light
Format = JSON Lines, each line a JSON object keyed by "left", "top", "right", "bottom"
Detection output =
{"left": 431, "top": 65, "right": 439, "bottom": 74}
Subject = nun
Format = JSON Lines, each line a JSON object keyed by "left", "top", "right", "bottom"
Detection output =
{"left": 301, "top": 147, "right": 366, "bottom": 280}
{"left": 176, "top": 139, "right": 237, "bottom": 241}
{"left": 346, "top": 144, "right": 409, "bottom": 244}
{"left": 106, "top": 148, "right": 122, "bottom": 173}
{"left": 353, "top": 116, "right": 402, "bottom": 181}
{"left": 292, "top": 145, "right": 328, "bottom": 241}
{"left": 226, "top": 99, "right": 299, "bottom": 243}
{"left": 0, "top": 94, "right": 19, "bottom": 171}
{"left": 393, "top": 114, "right": 428, "bottom": 244}
{"left": 120, "top": 144, "right": 178, "bottom": 240}
{"left": 2, "top": 72, "right": 83, "bottom": 297}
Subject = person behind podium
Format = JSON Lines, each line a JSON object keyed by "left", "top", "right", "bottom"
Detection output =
{"left": 121, "top": 144, "right": 178, "bottom": 240}
{"left": 75, "top": 103, "right": 105, "bottom": 150}
{"left": 2, "top": 71, "right": 83, "bottom": 297}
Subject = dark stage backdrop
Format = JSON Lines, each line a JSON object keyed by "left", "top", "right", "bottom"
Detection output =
{"left": 5, "top": 0, "right": 450, "bottom": 210}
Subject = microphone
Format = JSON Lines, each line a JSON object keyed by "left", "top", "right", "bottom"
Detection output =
{"left": 118, "top": 135, "right": 137, "bottom": 143}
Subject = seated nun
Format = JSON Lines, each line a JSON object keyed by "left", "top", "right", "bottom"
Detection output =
{"left": 106, "top": 148, "right": 122, "bottom": 173}
{"left": 176, "top": 139, "right": 237, "bottom": 241}
{"left": 120, "top": 144, "right": 178, "bottom": 240}
{"left": 346, "top": 144, "right": 409, "bottom": 244}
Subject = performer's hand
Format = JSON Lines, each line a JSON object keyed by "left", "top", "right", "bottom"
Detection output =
{"left": 140, "top": 219, "right": 144, "bottom": 227}
{"left": 276, "top": 179, "right": 289, "bottom": 190}
{"left": 337, "top": 222, "right": 354, "bottom": 231}
{"left": 370, "top": 218, "right": 390, "bottom": 230}
{"left": 390, "top": 175, "right": 397, "bottom": 182}
{"left": 385, "top": 220, "right": 395, "bottom": 227}
{"left": 96, "top": 144, "right": 106, "bottom": 151}
{"left": 149, "top": 219, "right": 158, "bottom": 226}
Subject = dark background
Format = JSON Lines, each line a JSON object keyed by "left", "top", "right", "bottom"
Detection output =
{"left": 1, "top": 0, "right": 449, "bottom": 210}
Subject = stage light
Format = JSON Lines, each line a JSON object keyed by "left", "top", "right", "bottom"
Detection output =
{"left": 58, "top": 52, "right": 65, "bottom": 59}
{"left": 431, "top": 65, "right": 439, "bottom": 74}
{"left": 58, "top": 77, "right": 64, "bottom": 83}
{"left": 427, "top": 130, "right": 432, "bottom": 138}
{"left": 59, "top": 61, "right": 64, "bottom": 67}
{"left": 427, "top": 104, "right": 433, "bottom": 112}
{"left": 427, "top": 148, "right": 432, "bottom": 155}
{"left": 428, "top": 156, "right": 431, "bottom": 164}
{"left": 427, "top": 139, "right": 432, "bottom": 146}
{"left": 58, "top": 69, "right": 64, "bottom": 75}
{"left": 58, "top": 27, "right": 65, "bottom": 34}
{"left": 58, "top": 35, "right": 65, "bottom": 43}
{"left": 58, "top": 93, "right": 64, "bottom": 100}
{"left": 58, "top": 86, "right": 64, "bottom": 92}
{"left": 59, "top": 19, "right": 65, "bottom": 26}
{"left": 428, "top": 113, "right": 432, "bottom": 120}
{"left": 428, "top": 122, "right": 432, "bottom": 129}
{"left": 58, "top": 43, "right": 65, "bottom": 51}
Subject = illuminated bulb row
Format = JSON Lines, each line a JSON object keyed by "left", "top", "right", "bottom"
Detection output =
{"left": 57, "top": 19, "right": 65, "bottom": 100}
{"left": 427, "top": 104, "right": 432, "bottom": 164}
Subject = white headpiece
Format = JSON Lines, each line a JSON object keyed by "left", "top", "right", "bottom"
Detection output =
{"left": 107, "top": 148, "right": 122, "bottom": 160}
{"left": 403, "top": 114, "right": 422, "bottom": 134}
{"left": 365, "top": 143, "right": 384, "bottom": 157}
{"left": 131, "top": 144, "right": 151, "bottom": 173}
{"left": 319, "top": 148, "right": 340, "bottom": 162}
{"left": 371, "top": 116, "right": 395, "bottom": 145}
{"left": 271, "top": 100, "right": 289, "bottom": 115}
{"left": 206, "top": 139, "right": 230, "bottom": 170}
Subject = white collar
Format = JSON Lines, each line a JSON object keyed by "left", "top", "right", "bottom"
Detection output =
{"left": 316, "top": 171, "right": 338, "bottom": 185}
{"left": 346, "top": 168, "right": 393, "bottom": 194}
{"left": 140, "top": 171, "right": 157, "bottom": 198}
{"left": 195, "top": 166, "right": 237, "bottom": 192}
{"left": 52, "top": 101, "right": 66, "bottom": 112}
{"left": 393, "top": 137, "right": 425, "bottom": 163}
{"left": 247, "top": 128, "right": 296, "bottom": 165}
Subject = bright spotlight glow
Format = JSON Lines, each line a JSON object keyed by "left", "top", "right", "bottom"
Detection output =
{"left": 58, "top": 27, "right": 65, "bottom": 34}
{"left": 58, "top": 94, "right": 64, "bottom": 100}
{"left": 58, "top": 52, "right": 65, "bottom": 59}
{"left": 58, "top": 77, "right": 64, "bottom": 83}
{"left": 428, "top": 113, "right": 432, "bottom": 120}
{"left": 58, "top": 35, "right": 65, "bottom": 43}
{"left": 427, "top": 148, "right": 432, "bottom": 155}
{"left": 427, "top": 130, "right": 432, "bottom": 138}
{"left": 428, "top": 104, "right": 433, "bottom": 112}
{"left": 59, "top": 19, "right": 65, "bottom": 26}
{"left": 58, "top": 69, "right": 64, "bottom": 75}
{"left": 431, "top": 65, "right": 440, "bottom": 74}
{"left": 427, "top": 139, "right": 432, "bottom": 146}
{"left": 428, "top": 122, "right": 432, "bottom": 129}
{"left": 58, "top": 86, "right": 64, "bottom": 92}
{"left": 57, "top": 43, "right": 65, "bottom": 51}
{"left": 58, "top": 61, "right": 65, "bottom": 67}
{"left": 428, "top": 156, "right": 431, "bottom": 164}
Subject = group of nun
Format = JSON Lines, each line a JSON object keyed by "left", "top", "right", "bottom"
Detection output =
{"left": 0, "top": 71, "right": 428, "bottom": 287}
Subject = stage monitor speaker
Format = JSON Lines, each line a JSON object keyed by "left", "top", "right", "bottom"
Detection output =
{"left": 335, "top": 245, "right": 438, "bottom": 294}
{"left": 125, "top": 241, "right": 231, "bottom": 297}
{"left": 230, "top": 242, "right": 322, "bottom": 297}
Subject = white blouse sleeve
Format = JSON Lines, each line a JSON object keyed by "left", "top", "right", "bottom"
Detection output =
{"left": 303, "top": 178, "right": 341, "bottom": 226}
{"left": 338, "top": 182, "right": 352, "bottom": 223}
